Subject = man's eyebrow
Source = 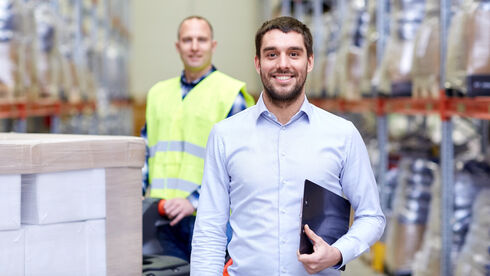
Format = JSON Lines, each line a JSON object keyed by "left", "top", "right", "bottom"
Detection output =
{"left": 262, "top": 46, "right": 305, "bottom": 52}
{"left": 262, "top": 46, "right": 277, "bottom": 52}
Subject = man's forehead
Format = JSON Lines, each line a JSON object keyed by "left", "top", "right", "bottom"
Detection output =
{"left": 179, "top": 18, "right": 211, "bottom": 35}
{"left": 261, "top": 30, "right": 305, "bottom": 50}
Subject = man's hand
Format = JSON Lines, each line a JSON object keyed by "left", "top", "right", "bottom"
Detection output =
{"left": 297, "top": 224, "right": 342, "bottom": 274}
{"left": 164, "top": 198, "right": 196, "bottom": 226}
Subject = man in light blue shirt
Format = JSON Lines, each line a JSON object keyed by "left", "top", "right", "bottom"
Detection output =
{"left": 190, "top": 16, "right": 385, "bottom": 275}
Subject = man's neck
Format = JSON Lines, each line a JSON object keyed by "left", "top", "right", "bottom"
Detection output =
{"left": 184, "top": 65, "right": 213, "bottom": 83}
{"left": 263, "top": 91, "right": 305, "bottom": 125}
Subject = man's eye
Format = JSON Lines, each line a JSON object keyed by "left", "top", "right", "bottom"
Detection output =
{"left": 290, "top": 52, "right": 298, "bottom": 57}
{"left": 267, "top": 53, "right": 277, "bottom": 58}
{"left": 198, "top": 37, "right": 208, "bottom": 42}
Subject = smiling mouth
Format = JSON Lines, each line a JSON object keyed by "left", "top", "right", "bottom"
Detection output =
{"left": 273, "top": 75, "right": 294, "bottom": 82}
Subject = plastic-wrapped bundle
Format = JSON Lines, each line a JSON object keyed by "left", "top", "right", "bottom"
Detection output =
{"left": 104, "top": 36, "right": 128, "bottom": 100}
{"left": 322, "top": 11, "right": 341, "bottom": 97}
{"left": 56, "top": 1, "right": 82, "bottom": 103}
{"left": 465, "top": 0, "right": 490, "bottom": 96}
{"left": 17, "top": 0, "right": 39, "bottom": 100}
{"left": 412, "top": 161, "right": 483, "bottom": 276}
{"left": 0, "top": 0, "right": 21, "bottom": 99}
{"left": 334, "top": 0, "right": 368, "bottom": 100}
{"left": 385, "top": 158, "right": 438, "bottom": 274}
{"left": 377, "top": 0, "right": 425, "bottom": 97}
{"left": 34, "top": 2, "right": 59, "bottom": 99}
{"left": 359, "top": 0, "right": 379, "bottom": 96}
{"left": 446, "top": 0, "right": 470, "bottom": 95}
{"left": 411, "top": 0, "right": 439, "bottom": 98}
{"left": 455, "top": 187, "right": 490, "bottom": 276}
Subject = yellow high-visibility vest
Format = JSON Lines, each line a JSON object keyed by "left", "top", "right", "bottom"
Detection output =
{"left": 146, "top": 71, "right": 255, "bottom": 199}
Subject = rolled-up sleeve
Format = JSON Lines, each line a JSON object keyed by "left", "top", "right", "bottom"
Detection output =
{"left": 332, "top": 123, "right": 386, "bottom": 267}
{"left": 190, "top": 126, "right": 230, "bottom": 275}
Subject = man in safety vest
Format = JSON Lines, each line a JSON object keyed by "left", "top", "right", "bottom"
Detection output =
{"left": 141, "top": 15, "right": 255, "bottom": 262}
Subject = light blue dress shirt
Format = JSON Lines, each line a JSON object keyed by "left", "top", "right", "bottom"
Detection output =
{"left": 191, "top": 94, "right": 385, "bottom": 276}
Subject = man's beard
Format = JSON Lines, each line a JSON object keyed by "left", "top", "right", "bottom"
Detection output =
{"left": 260, "top": 67, "right": 307, "bottom": 104}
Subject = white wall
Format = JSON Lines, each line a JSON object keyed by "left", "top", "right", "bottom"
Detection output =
{"left": 130, "top": 0, "right": 268, "bottom": 102}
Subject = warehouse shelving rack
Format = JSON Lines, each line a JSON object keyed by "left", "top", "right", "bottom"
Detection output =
{"left": 0, "top": 0, "right": 132, "bottom": 134}
{"left": 282, "top": 0, "right": 490, "bottom": 275}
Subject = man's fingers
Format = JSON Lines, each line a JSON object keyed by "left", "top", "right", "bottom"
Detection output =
{"left": 170, "top": 213, "right": 185, "bottom": 226}
{"left": 304, "top": 224, "right": 323, "bottom": 245}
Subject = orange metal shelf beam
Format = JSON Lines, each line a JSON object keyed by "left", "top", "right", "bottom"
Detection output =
{"left": 0, "top": 99, "right": 97, "bottom": 120}
{"left": 310, "top": 96, "right": 490, "bottom": 120}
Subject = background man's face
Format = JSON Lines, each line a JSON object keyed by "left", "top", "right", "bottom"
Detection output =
{"left": 176, "top": 18, "right": 216, "bottom": 73}
{"left": 255, "top": 29, "right": 313, "bottom": 103}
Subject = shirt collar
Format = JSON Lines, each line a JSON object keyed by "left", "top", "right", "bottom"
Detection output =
{"left": 255, "top": 92, "right": 312, "bottom": 125}
{"left": 180, "top": 65, "right": 217, "bottom": 87}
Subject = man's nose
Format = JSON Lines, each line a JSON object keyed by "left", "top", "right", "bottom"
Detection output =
{"left": 191, "top": 39, "right": 198, "bottom": 50}
{"left": 277, "top": 54, "right": 290, "bottom": 69}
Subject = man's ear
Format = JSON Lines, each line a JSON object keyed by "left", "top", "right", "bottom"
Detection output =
{"left": 307, "top": 54, "right": 314, "bottom": 73}
{"left": 254, "top": 55, "right": 261, "bottom": 74}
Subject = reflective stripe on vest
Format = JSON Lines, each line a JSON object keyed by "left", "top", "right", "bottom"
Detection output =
{"left": 151, "top": 178, "right": 199, "bottom": 193}
{"left": 149, "top": 140, "right": 206, "bottom": 159}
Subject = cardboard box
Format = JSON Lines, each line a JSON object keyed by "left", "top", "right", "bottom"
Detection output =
{"left": 86, "top": 219, "right": 106, "bottom": 275}
{"left": 0, "top": 174, "right": 21, "bottom": 230}
{"left": 0, "top": 229, "right": 24, "bottom": 275}
{"left": 21, "top": 169, "right": 106, "bottom": 224}
{"left": 25, "top": 222, "right": 87, "bottom": 276}
{"left": 0, "top": 133, "right": 145, "bottom": 275}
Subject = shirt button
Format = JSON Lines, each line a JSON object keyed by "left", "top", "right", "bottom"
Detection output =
{"left": 281, "top": 152, "right": 286, "bottom": 157}
{"left": 281, "top": 267, "right": 287, "bottom": 273}
{"left": 281, "top": 126, "right": 285, "bottom": 130}
{"left": 281, "top": 209, "right": 286, "bottom": 214}
{"left": 281, "top": 238, "right": 286, "bottom": 244}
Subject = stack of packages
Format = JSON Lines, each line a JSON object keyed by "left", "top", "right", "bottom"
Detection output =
{"left": 322, "top": 7, "right": 342, "bottom": 98}
{"left": 446, "top": 0, "right": 490, "bottom": 96}
{"left": 0, "top": 0, "right": 21, "bottom": 100}
{"left": 335, "top": 1, "right": 369, "bottom": 100}
{"left": 376, "top": 0, "right": 425, "bottom": 97}
{"left": 464, "top": 0, "right": 490, "bottom": 96}
{"left": 385, "top": 158, "right": 438, "bottom": 275}
{"left": 33, "top": 1, "right": 59, "bottom": 100}
{"left": 411, "top": 0, "right": 440, "bottom": 98}
{"left": 359, "top": 0, "right": 379, "bottom": 97}
{"left": 455, "top": 188, "right": 490, "bottom": 275}
{"left": 0, "top": 133, "right": 144, "bottom": 275}
{"left": 412, "top": 160, "right": 484, "bottom": 275}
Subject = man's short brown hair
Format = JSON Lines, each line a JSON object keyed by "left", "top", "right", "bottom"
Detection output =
{"left": 255, "top": 16, "right": 313, "bottom": 58}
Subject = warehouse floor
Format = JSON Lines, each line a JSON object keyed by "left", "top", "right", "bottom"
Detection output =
{"left": 343, "top": 258, "right": 386, "bottom": 276}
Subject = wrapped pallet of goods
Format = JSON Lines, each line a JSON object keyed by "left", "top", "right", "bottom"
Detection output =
{"left": 335, "top": 1, "right": 368, "bottom": 100}
{"left": 322, "top": 11, "right": 341, "bottom": 97}
{"left": 34, "top": 2, "right": 59, "bottom": 100}
{"left": 57, "top": 0, "right": 82, "bottom": 104}
{"left": 385, "top": 158, "right": 438, "bottom": 275}
{"left": 0, "top": 0, "right": 21, "bottom": 100}
{"left": 445, "top": 0, "right": 469, "bottom": 95}
{"left": 359, "top": 0, "right": 378, "bottom": 96}
{"left": 412, "top": 160, "right": 484, "bottom": 275}
{"left": 455, "top": 187, "right": 490, "bottom": 276}
{"left": 18, "top": 0, "right": 40, "bottom": 101}
{"left": 377, "top": 0, "right": 425, "bottom": 97}
{"left": 411, "top": 0, "right": 440, "bottom": 99}
{"left": 465, "top": 0, "right": 490, "bottom": 96}
{"left": 0, "top": 133, "right": 145, "bottom": 275}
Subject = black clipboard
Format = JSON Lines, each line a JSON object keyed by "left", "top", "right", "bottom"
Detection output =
{"left": 299, "top": 179, "right": 351, "bottom": 270}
